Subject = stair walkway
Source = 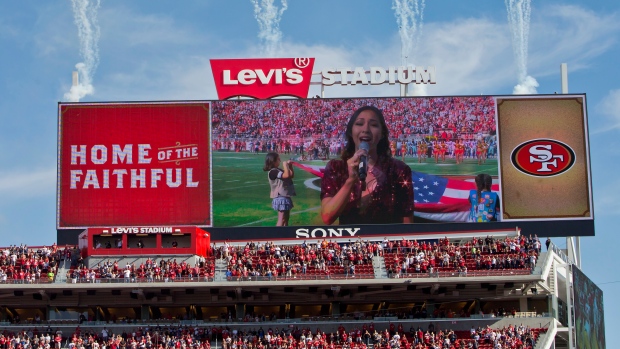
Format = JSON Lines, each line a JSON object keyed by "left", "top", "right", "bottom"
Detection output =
{"left": 373, "top": 255, "right": 387, "bottom": 279}
{"left": 54, "top": 258, "right": 72, "bottom": 283}
{"left": 214, "top": 258, "right": 228, "bottom": 282}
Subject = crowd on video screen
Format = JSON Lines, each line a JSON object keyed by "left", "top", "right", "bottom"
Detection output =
{"left": 211, "top": 97, "right": 497, "bottom": 159}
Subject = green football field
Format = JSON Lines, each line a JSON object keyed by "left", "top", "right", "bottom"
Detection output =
{"left": 211, "top": 151, "right": 498, "bottom": 227}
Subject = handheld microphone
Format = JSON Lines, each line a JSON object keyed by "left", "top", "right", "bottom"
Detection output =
{"left": 359, "top": 141, "right": 370, "bottom": 181}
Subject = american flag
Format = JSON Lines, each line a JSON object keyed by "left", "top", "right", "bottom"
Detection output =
{"left": 412, "top": 171, "right": 499, "bottom": 222}
{"left": 291, "top": 162, "right": 499, "bottom": 222}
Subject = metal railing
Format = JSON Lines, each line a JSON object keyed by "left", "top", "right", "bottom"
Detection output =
{"left": 65, "top": 276, "right": 215, "bottom": 284}
{"left": 0, "top": 278, "right": 55, "bottom": 285}
{"left": 389, "top": 268, "right": 533, "bottom": 279}
{"left": 225, "top": 273, "right": 375, "bottom": 282}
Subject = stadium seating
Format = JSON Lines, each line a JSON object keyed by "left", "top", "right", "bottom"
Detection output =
{"left": 0, "top": 244, "right": 70, "bottom": 284}
{"left": 220, "top": 236, "right": 539, "bottom": 281}
{"left": 0, "top": 322, "right": 547, "bottom": 349}
{"left": 65, "top": 256, "right": 216, "bottom": 284}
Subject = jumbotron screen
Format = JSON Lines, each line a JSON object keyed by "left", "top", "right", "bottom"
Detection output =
{"left": 57, "top": 102, "right": 211, "bottom": 228}
{"left": 573, "top": 266, "right": 606, "bottom": 349}
{"left": 57, "top": 95, "right": 594, "bottom": 238}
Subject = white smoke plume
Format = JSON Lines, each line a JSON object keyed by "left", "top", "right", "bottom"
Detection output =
{"left": 505, "top": 0, "right": 538, "bottom": 94}
{"left": 251, "top": 0, "right": 288, "bottom": 57}
{"left": 64, "top": 0, "right": 101, "bottom": 102}
{"left": 513, "top": 75, "right": 539, "bottom": 94}
{"left": 392, "top": 0, "right": 425, "bottom": 66}
{"left": 392, "top": 0, "right": 426, "bottom": 96}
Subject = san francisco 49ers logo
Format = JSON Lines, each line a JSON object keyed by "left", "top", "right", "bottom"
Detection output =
{"left": 511, "top": 139, "right": 576, "bottom": 177}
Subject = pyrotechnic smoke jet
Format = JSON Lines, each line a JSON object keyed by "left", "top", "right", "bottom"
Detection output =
{"left": 392, "top": 0, "right": 426, "bottom": 96}
{"left": 64, "top": 0, "right": 101, "bottom": 102}
{"left": 505, "top": 0, "right": 538, "bottom": 94}
{"left": 251, "top": 0, "right": 288, "bottom": 57}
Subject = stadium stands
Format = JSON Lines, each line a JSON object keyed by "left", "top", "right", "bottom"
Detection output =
{"left": 0, "top": 321, "right": 547, "bottom": 349}
{"left": 0, "top": 244, "right": 72, "bottom": 284}
{"left": 219, "top": 235, "right": 539, "bottom": 281}
{"left": 65, "top": 256, "right": 216, "bottom": 284}
{"left": 0, "top": 234, "right": 559, "bottom": 349}
{"left": 211, "top": 97, "right": 498, "bottom": 159}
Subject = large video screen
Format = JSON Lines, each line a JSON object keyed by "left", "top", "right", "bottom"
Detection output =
{"left": 210, "top": 96, "right": 592, "bottom": 230}
{"left": 573, "top": 266, "right": 605, "bottom": 349}
{"left": 57, "top": 95, "right": 593, "bottom": 239}
{"left": 57, "top": 102, "right": 211, "bottom": 228}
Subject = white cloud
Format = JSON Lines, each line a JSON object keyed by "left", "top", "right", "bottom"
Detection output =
{"left": 0, "top": 19, "right": 19, "bottom": 39}
{"left": 528, "top": 5, "right": 620, "bottom": 76}
{"left": 0, "top": 167, "right": 56, "bottom": 200}
{"left": 99, "top": 6, "right": 207, "bottom": 48}
{"left": 53, "top": 4, "right": 620, "bottom": 103}
{"left": 590, "top": 89, "right": 620, "bottom": 135}
{"left": 32, "top": 4, "right": 76, "bottom": 57}
{"left": 594, "top": 178, "right": 620, "bottom": 217}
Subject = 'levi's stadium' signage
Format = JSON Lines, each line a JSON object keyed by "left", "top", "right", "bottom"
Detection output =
{"left": 57, "top": 102, "right": 212, "bottom": 228}
{"left": 210, "top": 58, "right": 315, "bottom": 99}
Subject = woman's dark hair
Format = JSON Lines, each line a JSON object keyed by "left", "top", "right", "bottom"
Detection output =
{"left": 263, "top": 152, "right": 279, "bottom": 171}
{"left": 341, "top": 106, "right": 391, "bottom": 161}
{"left": 475, "top": 173, "right": 493, "bottom": 203}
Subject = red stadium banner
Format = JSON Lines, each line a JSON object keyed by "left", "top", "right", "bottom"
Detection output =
{"left": 210, "top": 58, "right": 315, "bottom": 99}
{"left": 57, "top": 102, "right": 211, "bottom": 228}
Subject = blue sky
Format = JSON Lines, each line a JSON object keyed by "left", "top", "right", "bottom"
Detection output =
{"left": 1, "top": 0, "right": 618, "bottom": 335}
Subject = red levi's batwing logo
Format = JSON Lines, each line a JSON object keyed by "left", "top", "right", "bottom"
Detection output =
{"left": 511, "top": 139, "right": 576, "bottom": 177}
{"left": 210, "top": 58, "right": 315, "bottom": 99}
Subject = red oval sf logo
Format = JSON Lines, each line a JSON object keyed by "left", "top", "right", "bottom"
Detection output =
{"left": 511, "top": 139, "right": 576, "bottom": 177}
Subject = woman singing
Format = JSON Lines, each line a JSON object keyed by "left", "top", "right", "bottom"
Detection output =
{"left": 320, "top": 106, "right": 414, "bottom": 225}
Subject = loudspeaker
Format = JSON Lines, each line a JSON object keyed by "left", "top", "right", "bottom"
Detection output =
{"left": 63, "top": 290, "right": 72, "bottom": 296}
{"left": 358, "top": 286, "right": 368, "bottom": 292}
{"left": 226, "top": 291, "right": 236, "bottom": 298}
{"left": 111, "top": 290, "right": 121, "bottom": 296}
{"left": 284, "top": 287, "right": 293, "bottom": 293}
{"left": 487, "top": 285, "right": 497, "bottom": 291}
{"left": 242, "top": 291, "right": 252, "bottom": 298}
{"left": 32, "top": 293, "right": 43, "bottom": 300}
{"left": 130, "top": 293, "right": 138, "bottom": 299}
{"left": 456, "top": 284, "right": 466, "bottom": 290}
{"left": 87, "top": 290, "right": 96, "bottom": 296}
{"left": 504, "top": 282, "right": 514, "bottom": 288}
{"left": 382, "top": 285, "right": 392, "bottom": 291}
{"left": 422, "top": 287, "right": 431, "bottom": 295}
{"left": 186, "top": 289, "right": 195, "bottom": 295}
{"left": 407, "top": 285, "right": 416, "bottom": 291}
{"left": 481, "top": 283, "right": 489, "bottom": 289}
{"left": 210, "top": 288, "right": 220, "bottom": 295}
{"left": 259, "top": 288, "right": 268, "bottom": 294}
{"left": 145, "top": 292, "right": 156, "bottom": 300}
{"left": 161, "top": 289, "right": 171, "bottom": 295}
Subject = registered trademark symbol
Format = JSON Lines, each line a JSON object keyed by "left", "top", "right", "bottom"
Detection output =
{"left": 294, "top": 58, "right": 310, "bottom": 69}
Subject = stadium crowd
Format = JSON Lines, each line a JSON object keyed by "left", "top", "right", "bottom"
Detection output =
{"left": 219, "top": 240, "right": 375, "bottom": 280}
{"left": 211, "top": 97, "right": 497, "bottom": 159}
{"left": 66, "top": 257, "right": 215, "bottom": 283}
{"left": 0, "top": 244, "right": 71, "bottom": 283}
{"left": 0, "top": 322, "right": 544, "bottom": 349}
{"left": 384, "top": 235, "right": 540, "bottom": 278}
{"left": 218, "top": 234, "right": 541, "bottom": 281}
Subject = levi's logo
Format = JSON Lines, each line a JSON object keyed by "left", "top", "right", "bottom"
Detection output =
{"left": 210, "top": 58, "right": 315, "bottom": 99}
{"left": 511, "top": 139, "right": 576, "bottom": 177}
